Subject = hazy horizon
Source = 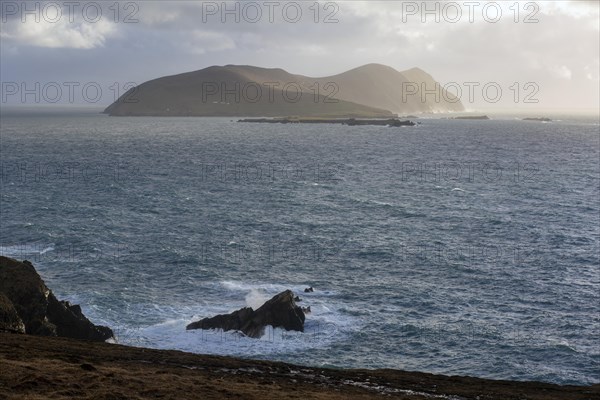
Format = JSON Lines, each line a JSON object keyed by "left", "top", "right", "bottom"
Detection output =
{"left": 1, "top": 1, "right": 599, "bottom": 112}
{"left": 2, "top": 103, "right": 599, "bottom": 118}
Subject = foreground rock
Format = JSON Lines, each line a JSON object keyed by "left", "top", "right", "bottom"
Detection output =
{"left": 187, "top": 290, "right": 305, "bottom": 338}
{"left": 0, "top": 292, "right": 26, "bottom": 334}
{"left": 1, "top": 333, "right": 598, "bottom": 400}
{"left": 0, "top": 256, "right": 113, "bottom": 341}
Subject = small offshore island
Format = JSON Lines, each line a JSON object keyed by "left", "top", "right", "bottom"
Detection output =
{"left": 450, "top": 115, "right": 491, "bottom": 120}
{"left": 523, "top": 117, "right": 553, "bottom": 122}
{"left": 238, "top": 117, "right": 416, "bottom": 127}
{"left": 1, "top": 256, "right": 599, "bottom": 399}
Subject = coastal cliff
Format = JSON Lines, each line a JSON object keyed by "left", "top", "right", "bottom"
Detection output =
{"left": 0, "top": 256, "right": 113, "bottom": 341}
{"left": 1, "top": 256, "right": 597, "bottom": 399}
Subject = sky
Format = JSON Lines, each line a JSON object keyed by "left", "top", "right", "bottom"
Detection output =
{"left": 1, "top": 0, "right": 599, "bottom": 112}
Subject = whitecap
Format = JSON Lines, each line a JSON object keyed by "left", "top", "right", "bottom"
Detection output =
{"left": 219, "top": 281, "right": 336, "bottom": 297}
{"left": 113, "top": 314, "right": 355, "bottom": 358}
{"left": 371, "top": 200, "right": 392, "bottom": 206}
{"left": 245, "top": 288, "right": 269, "bottom": 309}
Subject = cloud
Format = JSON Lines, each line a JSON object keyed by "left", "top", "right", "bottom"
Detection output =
{"left": 550, "top": 65, "right": 573, "bottom": 80}
{"left": 185, "top": 30, "right": 236, "bottom": 54}
{"left": 545, "top": 0, "right": 600, "bottom": 18}
{"left": 1, "top": 18, "right": 116, "bottom": 49}
{"left": 584, "top": 61, "right": 600, "bottom": 82}
{"left": 0, "top": 1, "right": 597, "bottom": 109}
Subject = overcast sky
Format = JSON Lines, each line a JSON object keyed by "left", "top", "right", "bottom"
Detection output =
{"left": 1, "top": 0, "right": 598, "bottom": 111}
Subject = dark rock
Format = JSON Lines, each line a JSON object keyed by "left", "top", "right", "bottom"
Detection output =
{"left": 0, "top": 256, "right": 114, "bottom": 341}
{"left": 186, "top": 307, "right": 254, "bottom": 332}
{"left": 239, "top": 118, "right": 415, "bottom": 127}
{"left": 186, "top": 290, "right": 305, "bottom": 338}
{"left": 301, "top": 306, "right": 311, "bottom": 314}
{"left": 523, "top": 117, "right": 552, "bottom": 122}
{"left": 294, "top": 296, "right": 302, "bottom": 302}
{"left": 0, "top": 292, "right": 26, "bottom": 334}
{"left": 303, "top": 287, "right": 314, "bottom": 293}
{"left": 386, "top": 119, "right": 416, "bottom": 127}
{"left": 453, "top": 115, "right": 490, "bottom": 120}
{"left": 80, "top": 363, "right": 97, "bottom": 371}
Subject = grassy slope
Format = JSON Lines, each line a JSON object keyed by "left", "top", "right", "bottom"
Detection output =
{"left": 1, "top": 333, "right": 598, "bottom": 400}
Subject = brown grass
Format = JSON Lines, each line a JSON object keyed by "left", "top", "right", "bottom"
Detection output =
{"left": 1, "top": 333, "right": 598, "bottom": 400}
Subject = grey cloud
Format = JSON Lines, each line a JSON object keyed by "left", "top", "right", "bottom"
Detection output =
{"left": 1, "top": 1, "right": 598, "bottom": 110}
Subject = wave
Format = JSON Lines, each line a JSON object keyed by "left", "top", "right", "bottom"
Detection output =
{"left": 347, "top": 196, "right": 393, "bottom": 208}
{"left": 114, "top": 317, "right": 346, "bottom": 359}
{"left": 111, "top": 307, "right": 357, "bottom": 359}
{"left": 219, "top": 280, "right": 336, "bottom": 297}
{"left": 23, "top": 271, "right": 354, "bottom": 359}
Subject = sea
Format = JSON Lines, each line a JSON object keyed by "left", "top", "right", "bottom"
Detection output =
{"left": 1, "top": 109, "right": 598, "bottom": 386}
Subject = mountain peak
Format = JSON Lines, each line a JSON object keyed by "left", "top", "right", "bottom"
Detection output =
{"left": 403, "top": 67, "right": 426, "bottom": 74}
{"left": 349, "top": 63, "right": 400, "bottom": 74}
{"left": 104, "top": 63, "right": 464, "bottom": 117}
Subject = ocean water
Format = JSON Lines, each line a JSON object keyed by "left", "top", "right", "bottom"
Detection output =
{"left": 1, "top": 110, "right": 599, "bottom": 386}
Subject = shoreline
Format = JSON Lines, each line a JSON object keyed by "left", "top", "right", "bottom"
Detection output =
{"left": 1, "top": 333, "right": 598, "bottom": 399}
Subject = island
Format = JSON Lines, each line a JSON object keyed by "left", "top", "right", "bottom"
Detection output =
{"left": 103, "top": 64, "right": 464, "bottom": 117}
{"left": 452, "top": 115, "right": 490, "bottom": 120}
{"left": 523, "top": 117, "right": 552, "bottom": 122}
{"left": 237, "top": 117, "right": 416, "bottom": 127}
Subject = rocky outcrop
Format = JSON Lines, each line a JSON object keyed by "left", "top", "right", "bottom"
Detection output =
{"left": 237, "top": 118, "right": 415, "bottom": 127}
{"left": 523, "top": 117, "right": 552, "bottom": 122}
{"left": 452, "top": 115, "right": 490, "bottom": 120}
{"left": 187, "top": 290, "right": 305, "bottom": 338}
{"left": 0, "top": 256, "right": 113, "bottom": 341}
{"left": 0, "top": 292, "right": 25, "bottom": 333}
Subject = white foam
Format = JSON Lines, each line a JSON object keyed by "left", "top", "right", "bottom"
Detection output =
{"left": 107, "top": 281, "right": 360, "bottom": 358}
{"left": 371, "top": 200, "right": 393, "bottom": 206}
{"left": 113, "top": 316, "right": 350, "bottom": 358}
{"left": 219, "top": 281, "right": 335, "bottom": 297}
{"left": 245, "top": 289, "right": 268, "bottom": 310}
{"left": 221, "top": 280, "right": 290, "bottom": 293}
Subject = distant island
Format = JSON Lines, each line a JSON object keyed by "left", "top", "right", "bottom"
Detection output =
{"left": 103, "top": 64, "right": 464, "bottom": 117}
{"left": 452, "top": 115, "right": 490, "bottom": 120}
{"left": 237, "top": 117, "right": 416, "bottom": 127}
{"left": 523, "top": 117, "right": 552, "bottom": 122}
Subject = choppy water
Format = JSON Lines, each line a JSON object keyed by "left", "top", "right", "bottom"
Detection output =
{"left": 1, "top": 110, "right": 599, "bottom": 385}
